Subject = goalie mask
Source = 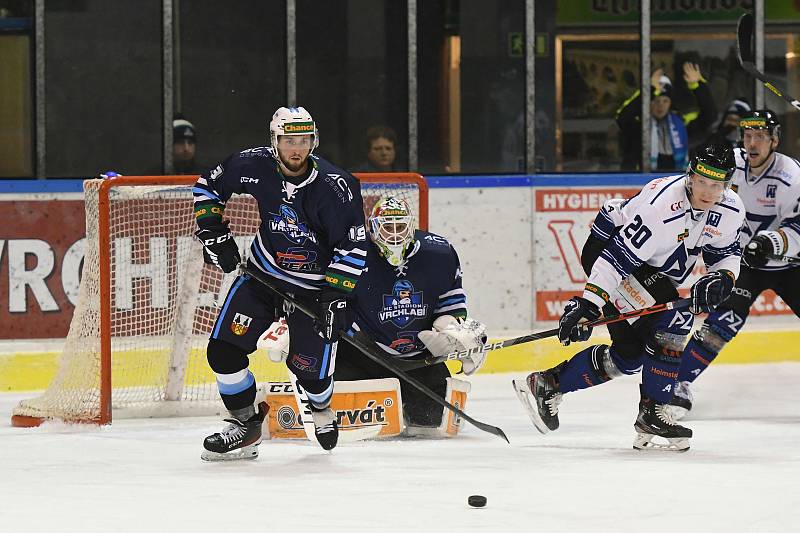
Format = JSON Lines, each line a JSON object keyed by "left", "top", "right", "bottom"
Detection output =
{"left": 269, "top": 106, "right": 319, "bottom": 155}
{"left": 369, "top": 196, "right": 415, "bottom": 267}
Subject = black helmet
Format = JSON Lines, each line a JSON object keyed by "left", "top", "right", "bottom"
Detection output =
{"left": 688, "top": 143, "right": 735, "bottom": 183}
{"left": 739, "top": 109, "right": 781, "bottom": 140}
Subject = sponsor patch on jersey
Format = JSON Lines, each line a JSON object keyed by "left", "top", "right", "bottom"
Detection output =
{"left": 276, "top": 247, "right": 318, "bottom": 272}
{"left": 389, "top": 333, "right": 422, "bottom": 355}
{"left": 707, "top": 211, "right": 722, "bottom": 227}
{"left": 290, "top": 353, "right": 318, "bottom": 372}
{"left": 230, "top": 313, "right": 253, "bottom": 336}
{"left": 269, "top": 204, "right": 318, "bottom": 245}
{"left": 379, "top": 280, "right": 428, "bottom": 327}
{"left": 677, "top": 229, "right": 689, "bottom": 242}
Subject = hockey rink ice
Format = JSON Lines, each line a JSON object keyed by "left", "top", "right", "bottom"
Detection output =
{"left": 1, "top": 364, "right": 798, "bottom": 532}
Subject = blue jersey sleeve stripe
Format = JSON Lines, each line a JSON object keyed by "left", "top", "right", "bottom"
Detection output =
{"left": 334, "top": 254, "right": 367, "bottom": 268}
{"left": 193, "top": 186, "right": 221, "bottom": 202}
{"left": 438, "top": 296, "right": 466, "bottom": 307}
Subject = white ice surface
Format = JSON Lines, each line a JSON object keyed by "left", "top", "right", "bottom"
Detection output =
{"left": 1, "top": 364, "right": 799, "bottom": 533}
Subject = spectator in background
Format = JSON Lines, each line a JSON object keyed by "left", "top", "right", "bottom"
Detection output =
{"left": 173, "top": 115, "right": 199, "bottom": 174}
{"left": 353, "top": 125, "right": 398, "bottom": 172}
{"left": 616, "top": 63, "right": 716, "bottom": 172}
{"left": 697, "top": 97, "right": 751, "bottom": 155}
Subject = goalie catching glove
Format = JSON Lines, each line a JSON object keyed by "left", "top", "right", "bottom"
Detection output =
{"left": 418, "top": 316, "right": 488, "bottom": 375}
{"left": 196, "top": 220, "right": 240, "bottom": 273}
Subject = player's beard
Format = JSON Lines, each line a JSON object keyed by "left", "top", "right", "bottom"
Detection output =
{"left": 280, "top": 153, "right": 308, "bottom": 174}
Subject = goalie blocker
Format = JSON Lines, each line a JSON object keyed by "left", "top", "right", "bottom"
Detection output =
{"left": 261, "top": 377, "right": 471, "bottom": 440}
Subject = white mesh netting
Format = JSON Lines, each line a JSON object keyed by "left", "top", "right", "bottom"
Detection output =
{"left": 12, "top": 175, "right": 425, "bottom": 424}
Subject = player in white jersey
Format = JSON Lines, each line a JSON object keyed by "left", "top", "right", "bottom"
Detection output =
{"left": 669, "top": 110, "right": 800, "bottom": 418}
{"left": 513, "top": 144, "right": 745, "bottom": 451}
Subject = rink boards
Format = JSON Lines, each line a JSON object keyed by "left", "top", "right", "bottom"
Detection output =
{"left": 3, "top": 327, "right": 799, "bottom": 392}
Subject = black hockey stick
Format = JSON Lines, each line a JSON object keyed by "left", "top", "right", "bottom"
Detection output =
{"left": 398, "top": 297, "right": 694, "bottom": 371}
{"left": 736, "top": 13, "right": 800, "bottom": 112}
{"left": 764, "top": 252, "right": 800, "bottom": 264}
{"left": 242, "top": 264, "right": 509, "bottom": 443}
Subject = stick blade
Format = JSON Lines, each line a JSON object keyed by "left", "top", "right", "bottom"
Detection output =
{"left": 736, "top": 13, "right": 755, "bottom": 65}
{"left": 466, "top": 417, "right": 510, "bottom": 443}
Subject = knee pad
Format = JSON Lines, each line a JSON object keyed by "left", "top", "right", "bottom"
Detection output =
{"left": 646, "top": 330, "right": 690, "bottom": 367}
{"left": 207, "top": 338, "right": 250, "bottom": 374}
{"left": 589, "top": 345, "right": 641, "bottom": 381}
{"left": 693, "top": 322, "right": 731, "bottom": 353}
{"left": 605, "top": 345, "right": 642, "bottom": 375}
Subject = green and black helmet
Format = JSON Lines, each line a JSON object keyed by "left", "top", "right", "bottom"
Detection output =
{"left": 739, "top": 109, "right": 781, "bottom": 140}
{"left": 688, "top": 143, "right": 736, "bottom": 183}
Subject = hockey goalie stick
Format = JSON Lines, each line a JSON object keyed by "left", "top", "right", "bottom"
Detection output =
{"left": 398, "top": 297, "right": 694, "bottom": 371}
{"left": 242, "top": 264, "right": 510, "bottom": 443}
{"left": 736, "top": 13, "right": 800, "bottom": 112}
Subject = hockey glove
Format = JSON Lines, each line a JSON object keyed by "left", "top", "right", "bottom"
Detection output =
{"left": 315, "top": 289, "right": 351, "bottom": 342}
{"left": 689, "top": 270, "right": 735, "bottom": 314}
{"left": 195, "top": 221, "right": 241, "bottom": 273}
{"left": 743, "top": 232, "right": 782, "bottom": 269}
{"left": 418, "top": 316, "right": 488, "bottom": 375}
{"left": 558, "top": 296, "right": 601, "bottom": 346}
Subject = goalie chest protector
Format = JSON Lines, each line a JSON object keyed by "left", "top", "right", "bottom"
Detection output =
{"left": 352, "top": 230, "right": 465, "bottom": 356}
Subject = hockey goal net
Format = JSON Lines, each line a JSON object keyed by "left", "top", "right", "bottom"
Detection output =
{"left": 11, "top": 173, "right": 428, "bottom": 427}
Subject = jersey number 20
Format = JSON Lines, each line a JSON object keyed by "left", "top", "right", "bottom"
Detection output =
{"left": 623, "top": 215, "right": 652, "bottom": 249}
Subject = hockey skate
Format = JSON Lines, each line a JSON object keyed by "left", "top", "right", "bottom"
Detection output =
{"left": 310, "top": 405, "right": 339, "bottom": 451}
{"left": 201, "top": 401, "right": 269, "bottom": 462}
{"left": 665, "top": 380, "right": 693, "bottom": 421}
{"left": 633, "top": 386, "right": 691, "bottom": 452}
{"left": 512, "top": 370, "right": 562, "bottom": 434}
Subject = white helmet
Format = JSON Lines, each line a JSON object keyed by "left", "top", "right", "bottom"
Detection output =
{"left": 269, "top": 106, "right": 319, "bottom": 154}
{"left": 369, "top": 196, "right": 415, "bottom": 267}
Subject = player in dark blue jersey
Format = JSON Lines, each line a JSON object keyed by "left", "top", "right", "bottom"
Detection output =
{"left": 194, "top": 106, "right": 368, "bottom": 459}
{"left": 333, "top": 196, "right": 487, "bottom": 434}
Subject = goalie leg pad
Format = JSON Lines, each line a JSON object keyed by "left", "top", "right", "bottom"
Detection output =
{"left": 404, "top": 377, "right": 471, "bottom": 438}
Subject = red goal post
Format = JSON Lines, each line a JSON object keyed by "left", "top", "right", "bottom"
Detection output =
{"left": 11, "top": 172, "right": 428, "bottom": 427}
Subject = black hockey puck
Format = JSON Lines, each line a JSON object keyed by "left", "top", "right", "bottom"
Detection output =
{"left": 468, "top": 495, "right": 487, "bottom": 508}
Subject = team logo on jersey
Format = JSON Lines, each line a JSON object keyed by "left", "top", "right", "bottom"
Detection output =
{"left": 269, "top": 204, "right": 318, "bottom": 245}
{"left": 276, "top": 247, "right": 318, "bottom": 272}
{"left": 379, "top": 280, "right": 428, "bottom": 327}
{"left": 230, "top": 313, "right": 253, "bottom": 336}
{"left": 766, "top": 184, "right": 777, "bottom": 199}
{"left": 707, "top": 211, "right": 722, "bottom": 227}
